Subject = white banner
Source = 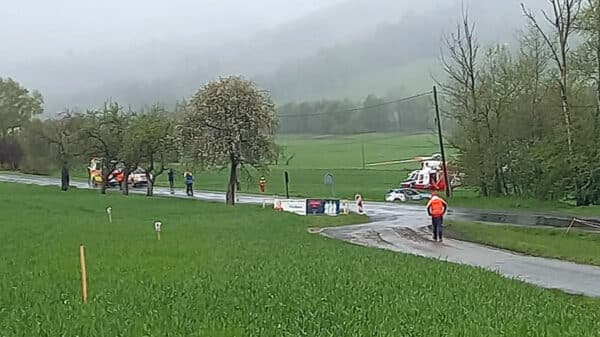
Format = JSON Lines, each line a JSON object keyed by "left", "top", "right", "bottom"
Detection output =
{"left": 274, "top": 198, "right": 307, "bottom": 215}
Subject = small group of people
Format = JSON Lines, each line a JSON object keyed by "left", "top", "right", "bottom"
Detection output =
{"left": 165, "top": 169, "right": 267, "bottom": 196}
{"left": 426, "top": 191, "right": 448, "bottom": 242}
{"left": 167, "top": 168, "right": 194, "bottom": 196}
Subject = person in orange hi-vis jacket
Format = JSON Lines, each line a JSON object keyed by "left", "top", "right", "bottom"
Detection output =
{"left": 426, "top": 191, "right": 448, "bottom": 242}
{"left": 259, "top": 176, "right": 266, "bottom": 193}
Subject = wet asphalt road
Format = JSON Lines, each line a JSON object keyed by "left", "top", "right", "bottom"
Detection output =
{"left": 1, "top": 173, "right": 599, "bottom": 298}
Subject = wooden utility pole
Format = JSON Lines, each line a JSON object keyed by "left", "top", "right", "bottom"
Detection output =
{"left": 433, "top": 86, "right": 451, "bottom": 197}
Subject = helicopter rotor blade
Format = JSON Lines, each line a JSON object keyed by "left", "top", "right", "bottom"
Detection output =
{"left": 365, "top": 159, "right": 418, "bottom": 167}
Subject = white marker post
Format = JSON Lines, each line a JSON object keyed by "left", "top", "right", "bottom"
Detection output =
{"left": 106, "top": 207, "right": 112, "bottom": 223}
{"left": 154, "top": 221, "right": 162, "bottom": 241}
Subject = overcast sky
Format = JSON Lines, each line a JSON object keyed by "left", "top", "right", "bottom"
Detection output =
{"left": 1, "top": 0, "right": 541, "bottom": 115}
{"left": 1, "top": 0, "right": 345, "bottom": 64}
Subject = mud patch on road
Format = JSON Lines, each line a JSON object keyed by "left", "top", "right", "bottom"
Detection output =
{"left": 357, "top": 230, "right": 389, "bottom": 245}
{"left": 392, "top": 227, "right": 430, "bottom": 243}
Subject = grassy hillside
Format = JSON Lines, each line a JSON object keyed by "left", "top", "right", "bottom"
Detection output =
{"left": 276, "top": 133, "right": 442, "bottom": 169}
{"left": 1, "top": 182, "right": 598, "bottom": 336}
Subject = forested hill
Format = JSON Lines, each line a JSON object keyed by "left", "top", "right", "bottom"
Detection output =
{"left": 7, "top": 0, "right": 545, "bottom": 115}
{"left": 256, "top": 0, "right": 546, "bottom": 102}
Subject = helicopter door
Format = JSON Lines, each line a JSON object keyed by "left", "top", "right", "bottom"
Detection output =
{"left": 429, "top": 172, "right": 439, "bottom": 189}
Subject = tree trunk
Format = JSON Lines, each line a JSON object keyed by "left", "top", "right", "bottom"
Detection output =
{"left": 60, "top": 164, "right": 69, "bottom": 191}
{"left": 595, "top": 19, "right": 600, "bottom": 144}
{"left": 226, "top": 158, "right": 238, "bottom": 206}
{"left": 559, "top": 84, "right": 574, "bottom": 156}
{"left": 500, "top": 168, "right": 509, "bottom": 195}
{"left": 147, "top": 175, "right": 154, "bottom": 197}
{"left": 101, "top": 170, "right": 108, "bottom": 195}
{"left": 122, "top": 169, "right": 130, "bottom": 195}
{"left": 595, "top": 81, "right": 600, "bottom": 142}
{"left": 494, "top": 167, "right": 503, "bottom": 196}
{"left": 592, "top": 2, "right": 600, "bottom": 139}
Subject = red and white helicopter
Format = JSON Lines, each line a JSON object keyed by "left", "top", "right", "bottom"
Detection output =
{"left": 367, "top": 153, "right": 461, "bottom": 192}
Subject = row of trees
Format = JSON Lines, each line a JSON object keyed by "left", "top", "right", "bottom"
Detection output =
{"left": 441, "top": 0, "right": 600, "bottom": 205}
{"left": 277, "top": 94, "right": 433, "bottom": 134}
{"left": 1, "top": 76, "right": 278, "bottom": 205}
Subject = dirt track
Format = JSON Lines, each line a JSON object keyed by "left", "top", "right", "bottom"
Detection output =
{"left": 1, "top": 173, "right": 599, "bottom": 298}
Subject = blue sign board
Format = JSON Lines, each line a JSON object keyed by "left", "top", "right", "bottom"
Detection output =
{"left": 306, "top": 199, "right": 340, "bottom": 216}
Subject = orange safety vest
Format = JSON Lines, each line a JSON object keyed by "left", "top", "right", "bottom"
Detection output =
{"left": 426, "top": 196, "right": 447, "bottom": 217}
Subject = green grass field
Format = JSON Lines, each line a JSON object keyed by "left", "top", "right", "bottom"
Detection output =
{"left": 446, "top": 222, "right": 600, "bottom": 266}
{"left": 46, "top": 132, "right": 600, "bottom": 216}
{"left": 1, "top": 182, "right": 600, "bottom": 336}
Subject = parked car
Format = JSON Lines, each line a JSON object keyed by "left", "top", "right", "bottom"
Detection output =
{"left": 385, "top": 188, "right": 431, "bottom": 203}
{"left": 128, "top": 168, "right": 152, "bottom": 188}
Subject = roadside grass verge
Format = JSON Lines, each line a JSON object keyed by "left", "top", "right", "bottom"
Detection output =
{"left": 446, "top": 221, "right": 600, "bottom": 266}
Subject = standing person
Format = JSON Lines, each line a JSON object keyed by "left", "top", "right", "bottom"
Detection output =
{"left": 259, "top": 176, "right": 266, "bottom": 193}
{"left": 355, "top": 193, "right": 364, "bottom": 214}
{"left": 116, "top": 170, "right": 124, "bottom": 190}
{"left": 184, "top": 170, "right": 194, "bottom": 196}
{"left": 168, "top": 169, "right": 175, "bottom": 194}
{"left": 426, "top": 191, "right": 448, "bottom": 242}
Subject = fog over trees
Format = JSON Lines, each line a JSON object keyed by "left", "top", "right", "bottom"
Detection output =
{"left": 2, "top": 0, "right": 545, "bottom": 116}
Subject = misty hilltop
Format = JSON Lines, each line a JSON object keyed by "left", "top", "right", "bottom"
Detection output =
{"left": 2, "top": 0, "right": 545, "bottom": 115}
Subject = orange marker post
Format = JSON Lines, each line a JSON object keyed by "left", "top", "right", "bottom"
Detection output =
{"left": 79, "top": 245, "right": 88, "bottom": 304}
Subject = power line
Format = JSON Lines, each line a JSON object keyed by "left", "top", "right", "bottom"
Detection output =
{"left": 278, "top": 91, "right": 433, "bottom": 118}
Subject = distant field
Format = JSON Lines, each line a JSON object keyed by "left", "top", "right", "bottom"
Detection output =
{"left": 1, "top": 182, "right": 599, "bottom": 336}
{"left": 275, "top": 133, "right": 443, "bottom": 170}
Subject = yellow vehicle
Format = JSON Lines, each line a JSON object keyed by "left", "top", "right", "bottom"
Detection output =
{"left": 87, "top": 157, "right": 103, "bottom": 187}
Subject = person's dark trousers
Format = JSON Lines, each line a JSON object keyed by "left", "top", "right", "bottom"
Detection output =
{"left": 169, "top": 180, "right": 174, "bottom": 193}
{"left": 432, "top": 216, "right": 443, "bottom": 241}
{"left": 186, "top": 183, "right": 193, "bottom": 196}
